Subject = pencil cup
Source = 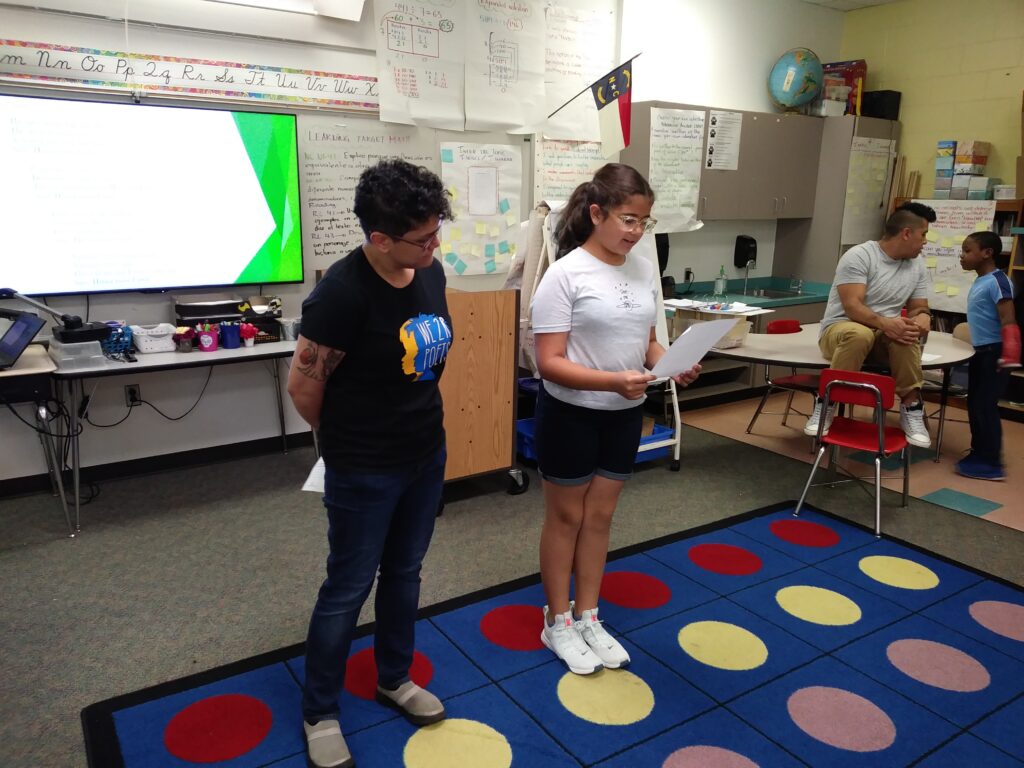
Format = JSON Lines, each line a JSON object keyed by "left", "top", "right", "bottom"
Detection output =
{"left": 220, "top": 324, "right": 241, "bottom": 349}
{"left": 243, "top": 337, "right": 255, "bottom": 348}
{"left": 198, "top": 327, "right": 219, "bottom": 352}
{"left": 176, "top": 338, "right": 193, "bottom": 353}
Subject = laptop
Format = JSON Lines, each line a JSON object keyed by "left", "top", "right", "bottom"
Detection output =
{"left": 0, "top": 312, "right": 46, "bottom": 370}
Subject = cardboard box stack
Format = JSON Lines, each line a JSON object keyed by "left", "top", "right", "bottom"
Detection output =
{"left": 933, "top": 140, "right": 955, "bottom": 199}
{"left": 951, "top": 140, "right": 998, "bottom": 200}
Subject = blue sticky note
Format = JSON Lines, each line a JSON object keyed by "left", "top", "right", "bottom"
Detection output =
{"left": 444, "top": 251, "right": 457, "bottom": 265}
{"left": 499, "top": 198, "right": 511, "bottom": 213}
{"left": 498, "top": 240, "right": 509, "bottom": 254}
{"left": 485, "top": 243, "right": 496, "bottom": 257}
{"left": 485, "top": 259, "right": 496, "bottom": 273}
{"left": 454, "top": 259, "right": 467, "bottom": 275}
{"left": 441, "top": 148, "right": 454, "bottom": 163}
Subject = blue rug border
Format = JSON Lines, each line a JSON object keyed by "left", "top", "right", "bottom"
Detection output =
{"left": 80, "top": 500, "right": 1024, "bottom": 768}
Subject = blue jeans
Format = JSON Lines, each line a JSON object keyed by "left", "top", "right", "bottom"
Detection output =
{"left": 967, "top": 343, "right": 1009, "bottom": 465}
{"left": 301, "top": 444, "right": 445, "bottom": 721}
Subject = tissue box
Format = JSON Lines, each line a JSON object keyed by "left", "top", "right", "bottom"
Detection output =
{"left": 935, "top": 156, "right": 954, "bottom": 171}
{"left": 934, "top": 176, "right": 952, "bottom": 190}
{"left": 950, "top": 188, "right": 969, "bottom": 199}
{"left": 993, "top": 184, "right": 1017, "bottom": 199}
{"left": 956, "top": 141, "right": 990, "bottom": 156}
{"left": 936, "top": 140, "right": 957, "bottom": 157}
{"left": 952, "top": 175, "right": 972, "bottom": 188}
{"left": 954, "top": 163, "right": 986, "bottom": 175}
{"left": 932, "top": 189, "right": 951, "bottom": 199}
{"left": 129, "top": 323, "right": 176, "bottom": 353}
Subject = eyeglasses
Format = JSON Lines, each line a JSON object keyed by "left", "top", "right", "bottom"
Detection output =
{"left": 616, "top": 214, "right": 657, "bottom": 233}
{"left": 389, "top": 225, "right": 442, "bottom": 252}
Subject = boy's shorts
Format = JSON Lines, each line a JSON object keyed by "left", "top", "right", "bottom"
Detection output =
{"left": 534, "top": 383, "right": 644, "bottom": 485}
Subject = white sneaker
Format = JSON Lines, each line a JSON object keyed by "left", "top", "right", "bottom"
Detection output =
{"left": 803, "top": 398, "right": 835, "bottom": 436}
{"left": 574, "top": 606, "right": 630, "bottom": 669}
{"left": 899, "top": 401, "right": 931, "bottom": 448}
{"left": 541, "top": 606, "right": 603, "bottom": 675}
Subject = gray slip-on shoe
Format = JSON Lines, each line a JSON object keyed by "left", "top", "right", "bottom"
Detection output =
{"left": 375, "top": 681, "right": 446, "bottom": 726}
{"left": 303, "top": 719, "right": 354, "bottom": 768}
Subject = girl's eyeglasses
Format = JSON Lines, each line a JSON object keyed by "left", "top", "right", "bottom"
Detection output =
{"left": 616, "top": 214, "right": 657, "bottom": 233}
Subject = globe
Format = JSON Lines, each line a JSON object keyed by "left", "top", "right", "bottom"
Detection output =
{"left": 768, "top": 48, "right": 823, "bottom": 110}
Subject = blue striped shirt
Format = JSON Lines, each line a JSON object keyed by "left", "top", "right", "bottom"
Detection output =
{"left": 966, "top": 270, "right": 1014, "bottom": 346}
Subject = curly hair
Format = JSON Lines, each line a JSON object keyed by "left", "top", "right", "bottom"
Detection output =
{"left": 353, "top": 158, "right": 453, "bottom": 239}
{"left": 555, "top": 163, "right": 654, "bottom": 258}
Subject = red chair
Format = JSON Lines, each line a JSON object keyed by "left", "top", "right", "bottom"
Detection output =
{"left": 793, "top": 369, "right": 910, "bottom": 537}
{"left": 745, "top": 319, "right": 821, "bottom": 433}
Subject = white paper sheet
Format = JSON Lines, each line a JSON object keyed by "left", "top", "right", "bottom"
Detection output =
{"left": 302, "top": 457, "right": 326, "bottom": 493}
{"left": 651, "top": 318, "right": 739, "bottom": 377}
{"left": 706, "top": 110, "right": 742, "bottom": 170}
{"left": 649, "top": 108, "right": 705, "bottom": 233}
{"left": 543, "top": 6, "right": 614, "bottom": 140}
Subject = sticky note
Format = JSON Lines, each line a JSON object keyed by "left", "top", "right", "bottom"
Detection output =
{"left": 506, "top": 212, "right": 518, "bottom": 227}
{"left": 451, "top": 227, "right": 463, "bottom": 241}
{"left": 509, "top": 243, "right": 517, "bottom": 255}
{"left": 489, "top": 225, "right": 500, "bottom": 237}
{"left": 441, "top": 148, "right": 453, "bottom": 163}
{"left": 454, "top": 258, "right": 467, "bottom": 275}
{"left": 484, "top": 259, "right": 496, "bottom": 273}
{"left": 952, "top": 234, "right": 965, "bottom": 245}
{"left": 440, "top": 241, "right": 453, "bottom": 254}
{"left": 475, "top": 222, "right": 488, "bottom": 235}
{"left": 447, "top": 186, "right": 458, "bottom": 200}
{"left": 471, "top": 244, "right": 482, "bottom": 257}
{"left": 926, "top": 231, "right": 939, "bottom": 242}
{"left": 975, "top": 221, "right": 989, "bottom": 231}
{"left": 934, "top": 282, "right": 946, "bottom": 293}
{"left": 941, "top": 237, "right": 954, "bottom": 248}
{"left": 444, "top": 251, "right": 457, "bottom": 265}
{"left": 499, "top": 198, "right": 511, "bottom": 213}
{"left": 925, "top": 257, "right": 937, "bottom": 268}
{"left": 498, "top": 240, "right": 509, "bottom": 254}
{"left": 946, "top": 286, "right": 959, "bottom": 297}
{"left": 485, "top": 243, "right": 496, "bottom": 257}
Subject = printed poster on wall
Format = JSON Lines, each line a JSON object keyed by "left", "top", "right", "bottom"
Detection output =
{"left": 373, "top": 0, "right": 466, "bottom": 129}
{"left": 465, "top": 0, "right": 546, "bottom": 133}
{"left": 649, "top": 108, "right": 705, "bottom": 233}
{"left": 543, "top": 6, "right": 614, "bottom": 141}
{"left": 440, "top": 142, "right": 523, "bottom": 276}
{"left": 914, "top": 198, "right": 995, "bottom": 313}
{"left": 705, "top": 110, "right": 741, "bottom": 170}
{"left": 535, "top": 139, "right": 604, "bottom": 205}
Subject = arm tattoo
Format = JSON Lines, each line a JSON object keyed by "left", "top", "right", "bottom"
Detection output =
{"left": 296, "top": 342, "right": 344, "bottom": 382}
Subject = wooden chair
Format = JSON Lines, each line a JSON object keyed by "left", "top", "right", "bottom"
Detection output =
{"left": 793, "top": 369, "right": 910, "bottom": 537}
{"left": 745, "top": 319, "right": 821, "bottom": 433}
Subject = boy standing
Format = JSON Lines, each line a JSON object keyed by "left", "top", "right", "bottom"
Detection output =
{"left": 956, "top": 231, "right": 1021, "bottom": 480}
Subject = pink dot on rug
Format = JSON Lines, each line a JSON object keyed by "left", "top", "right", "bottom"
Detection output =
{"left": 688, "top": 543, "right": 763, "bottom": 575}
{"left": 770, "top": 519, "right": 840, "bottom": 548}
{"left": 662, "top": 744, "right": 759, "bottom": 768}
{"left": 344, "top": 648, "right": 434, "bottom": 700}
{"left": 886, "top": 638, "right": 990, "bottom": 692}
{"left": 164, "top": 694, "right": 272, "bottom": 763}
{"left": 480, "top": 604, "right": 545, "bottom": 651}
{"left": 601, "top": 571, "right": 671, "bottom": 608}
{"left": 969, "top": 600, "right": 1024, "bottom": 642}
{"left": 787, "top": 686, "right": 896, "bottom": 752}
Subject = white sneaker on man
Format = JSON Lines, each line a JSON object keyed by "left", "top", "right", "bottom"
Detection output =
{"left": 803, "top": 398, "right": 835, "bottom": 437}
{"left": 541, "top": 606, "right": 603, "bottom": 675}
{"left": 899, "top": 400, "right": 931, "bottom": 448}
{"left": 573, "top": 606, "right": 630, "bottom": 669}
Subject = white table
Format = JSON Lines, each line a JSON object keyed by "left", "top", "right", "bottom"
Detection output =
{"left": 711, "top": 323, "right": 975, "bottom": 459}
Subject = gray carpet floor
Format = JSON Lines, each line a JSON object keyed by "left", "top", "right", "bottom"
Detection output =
{"left": 1, "top": 424, "right": 1021, "bottom": 768}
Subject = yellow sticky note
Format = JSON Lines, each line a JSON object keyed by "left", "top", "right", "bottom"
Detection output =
{"left": 975, "top": 220, "right": 989, "bottom": 231}
{"left": 509, "top": 243, "right": 517, "bottom": 255}
{"left": 506, "top": 212, "right": 518, "bottom": 227}
{"left": 941, "top": 237, "right": 954, "bottom": 248}
{"left": 952, "top": 234, "right": 965, "bottom": 245}
{"left": 946, "top": 286, "right": 959, "bottom": 297}
{"left": 926, "top": 231, "right": 939, "bottom": 243}
{"left": 925, "top": 257, "right": 937, "bottom": 268}
{"left": 451, "top": 227, "right": 463, "bottom": 241}
{"left": 440, "top": 241, "right": 453, "bottom": 254}
{"left": 447, "top": 187, "right": 458, "bottom": 200}
{"left": 475, "top": 222, "right": 488, "bottom": 235}
{"left": 934, "top": 282, "right": 946, "bottom": 293}
{"left": 471, "top": 244, "right": 482, "bottom": 257}
{"left": 488, "top": 225, "right": 500, "bottom": 237}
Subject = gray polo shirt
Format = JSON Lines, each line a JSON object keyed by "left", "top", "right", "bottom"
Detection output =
{"left": 819, "top": 240, "right": 929, "bottom": 338}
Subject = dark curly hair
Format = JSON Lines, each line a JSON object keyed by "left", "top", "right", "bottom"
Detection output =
{"left": 965, "top": 230, "right": 1002, "bottom": 258}
{"left": 353, "top": 158, "right": 453, "bottom": 239}
{"left": 555, "top": 163, "right": 654, "bottom": 258}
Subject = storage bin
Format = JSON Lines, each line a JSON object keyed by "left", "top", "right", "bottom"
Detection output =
{"left": 129, "top": 323, "right": 176, "bottom": 353}
{"left": 48, "top": 339, "right": 105, "bottom": 371}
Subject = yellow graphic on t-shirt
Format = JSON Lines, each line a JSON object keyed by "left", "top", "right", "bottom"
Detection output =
{"left": 399, "top": 313, "right": 452, "bottom": 381}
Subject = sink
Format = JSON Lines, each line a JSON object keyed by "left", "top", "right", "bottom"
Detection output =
{"left": 746, "top": 288, "right": 803, "bottom": 299}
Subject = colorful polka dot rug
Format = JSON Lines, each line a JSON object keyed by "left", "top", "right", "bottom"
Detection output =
{"left": 82, "top": 502, "right": 1024, "bottom": 767}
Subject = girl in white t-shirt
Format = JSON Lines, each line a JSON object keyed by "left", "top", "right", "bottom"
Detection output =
{"left": 530, "top": 163, "right": 701, "bottom": 674}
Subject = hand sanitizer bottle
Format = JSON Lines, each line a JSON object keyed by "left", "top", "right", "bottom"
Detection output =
{"left": 714, "top": 265, "right": 728, "bottom": 295}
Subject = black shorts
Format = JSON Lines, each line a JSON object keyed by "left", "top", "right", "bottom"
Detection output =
{"left": 534, "top": 383, "right": 644, "bottom": 485}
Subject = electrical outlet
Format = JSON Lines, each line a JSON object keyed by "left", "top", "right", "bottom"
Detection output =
{"left": 684, "top": 267, "right": 694, "bottom": 282}
{"left": 124, "top": 384, "right": 141, "bottom": 407}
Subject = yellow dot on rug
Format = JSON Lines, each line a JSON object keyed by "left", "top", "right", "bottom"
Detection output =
{"left": 557, "top": 669, "right": 654, "bottom": 725}
{"left": 776, "top": 585, "right": 862, "bottom": 625}
{"left": 678, "top": 621, "right": 768, "bottom": 670}
{"left": 403, "top": 719, "right": 512, "bottom": 768}
{"left": 859, "top": 555, "right": 939, "bottom": 590}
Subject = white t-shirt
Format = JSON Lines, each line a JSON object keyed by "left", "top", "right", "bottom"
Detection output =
{"left": 530, "top": 246, "right": 658, "bottom": 410}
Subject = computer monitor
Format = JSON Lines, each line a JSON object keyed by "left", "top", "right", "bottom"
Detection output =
{"left": 0, "top": 312, "right": 45, "bottom": 370}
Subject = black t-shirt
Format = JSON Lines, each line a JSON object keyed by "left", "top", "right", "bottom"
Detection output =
{"left": 300, "top": 246, "right": 452, "bottom": 470}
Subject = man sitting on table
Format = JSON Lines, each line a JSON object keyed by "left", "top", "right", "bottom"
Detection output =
{"left": 805, "top": 202, "right": 937, "bottom": 448}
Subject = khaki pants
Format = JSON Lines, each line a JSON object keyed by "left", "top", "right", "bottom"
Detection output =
{"left": 819, "top": 321, "right": 923, "bottom": 399}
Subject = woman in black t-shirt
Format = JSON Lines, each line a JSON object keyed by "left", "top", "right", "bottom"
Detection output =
{"left": 287, "top": 159, "right": 453, "bottom": 768}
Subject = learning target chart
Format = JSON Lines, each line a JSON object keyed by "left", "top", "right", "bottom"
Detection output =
{"left": 439, "top": 142, "right": 522, "bottom": 275}
{"left": 914, "top": 199, "right": 995, "bottom": 313}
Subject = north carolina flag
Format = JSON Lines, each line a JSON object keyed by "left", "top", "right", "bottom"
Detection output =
{"left": 591, "top": 61, "right": 633, "bottom": 157}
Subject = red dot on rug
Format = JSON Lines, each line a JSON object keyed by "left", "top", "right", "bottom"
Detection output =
{"left": 480, "top": 604, "right": 545, "bottom": 651}
{"left": 770, "top": 519, "right": 841, "bottom": 548}
{"left": 344, "top": 648, "right": 434, "bottom": 700}
{"left": 163, "top": 694, "right": 272, "bottom": 763}
{"left": 601, "top": 571, "right": 671, "bottom": 608}
{"left": 688, "top": 543, "right": 763, "bottom": 575}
